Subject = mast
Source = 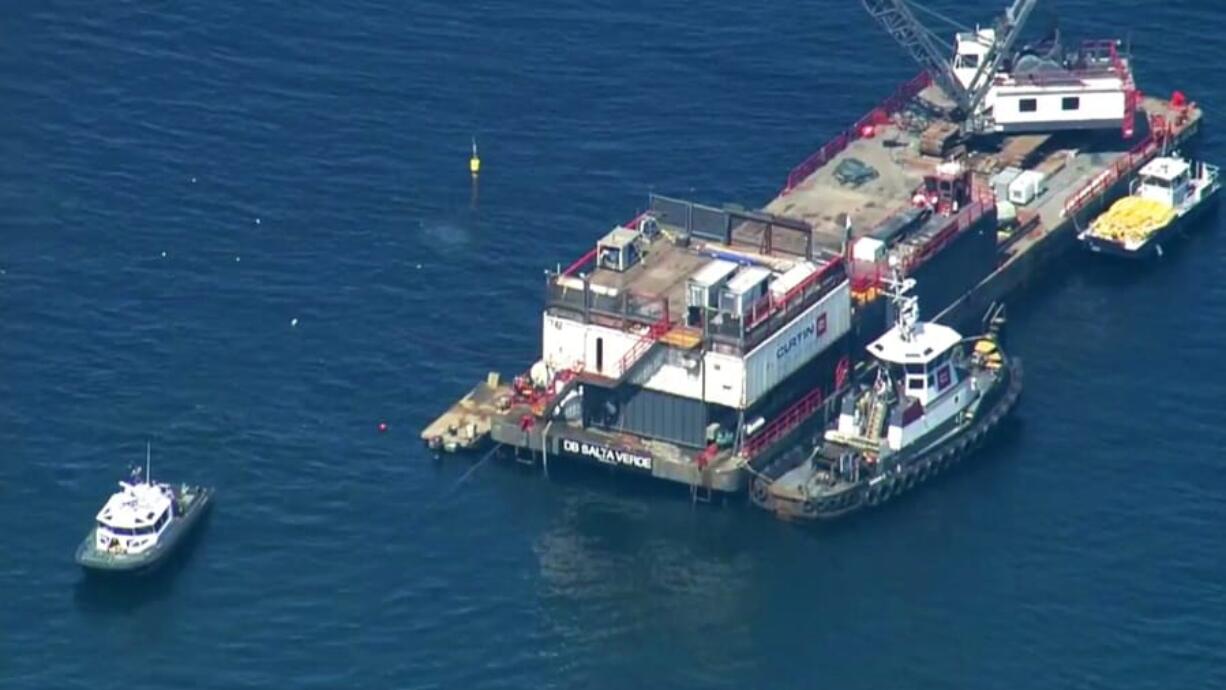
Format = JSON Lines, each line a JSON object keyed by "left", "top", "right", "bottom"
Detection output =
{"left": 146, "top": 441, "right": 152, "bottom": 485}
{"left": 883, "top": 266, "right": 919, "bottom": 341}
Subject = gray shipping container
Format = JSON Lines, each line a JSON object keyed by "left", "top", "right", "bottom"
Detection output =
{"left": 990, "top": 166, "right": 1023, "bottom": 204}
{"left": 584, "top": 385, "right": 708, "bottom": 448}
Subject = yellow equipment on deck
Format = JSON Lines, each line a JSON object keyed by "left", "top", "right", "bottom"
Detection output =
{"left": 1087, "top": 196, "right": 1175, "bottom": 244}
{"left": 974, "top": 337, "right": 1003, "bottom": 370}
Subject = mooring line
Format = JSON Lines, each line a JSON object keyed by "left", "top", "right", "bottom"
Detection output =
{"left": 411, "top": 445, "right": 500, "bottom": 520}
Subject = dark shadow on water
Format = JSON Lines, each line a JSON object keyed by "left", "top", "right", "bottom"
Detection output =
{"left": 72, "top": 510, "right": 214, "bottom": 616}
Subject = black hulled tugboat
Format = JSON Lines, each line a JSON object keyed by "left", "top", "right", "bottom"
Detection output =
{"left": 751, "top": 273, "right": 1022, "bottom": 521}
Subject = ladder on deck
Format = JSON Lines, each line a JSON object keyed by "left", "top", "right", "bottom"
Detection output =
{"left": 867, "top": 400, "right": 888, "bottom": 441}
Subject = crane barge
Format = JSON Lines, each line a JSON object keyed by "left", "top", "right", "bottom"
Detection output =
{"left": 421, "top": 1, "right": 1202, "bottom": 514}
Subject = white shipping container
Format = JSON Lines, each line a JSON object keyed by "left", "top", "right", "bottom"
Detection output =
{"left": 741, "top": 281, "right": 852, "bottom": 408}
{"left": 1008, "top": 170, "right": 1046, "bottom": 206}
{"left": 702, "top": 351, "right": 745, "bottom": 409}
{"left": 542, "top": 313, "right": 639, "bottom": 376}
{"left": 991, "top": 166, "right": 1022, "bottom": 203}
{"left": 768, "top": 261, "right": 817, "bottom": 301}
{"left": 851, "top": 237, "right": 886, "bottom": 263}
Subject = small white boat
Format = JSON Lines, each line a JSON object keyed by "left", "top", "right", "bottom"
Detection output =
{"left": 1079, "top": 153, "right": 1220, "bottom": 258}
{"left": 75, "top": 444, "right": 213, "bottom": 575}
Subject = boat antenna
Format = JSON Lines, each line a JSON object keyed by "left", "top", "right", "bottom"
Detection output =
{"left": 146, "top": 440, "right": 152, "bottom": 485}
{"left": 883, "top": 262, "right": 919, "bottom": 341}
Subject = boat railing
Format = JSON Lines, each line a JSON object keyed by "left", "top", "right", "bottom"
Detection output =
{"left": 740, "top": 384, "right": 824, "bottom": 459}
{"left": 782, "top": 71, "right": 933, "bottom": 194}
{"left": 1062, "top": 121, "right": 1168, "bottom": 218}
{"left": 849, "top": 190, "right": 996, "bottom": 294}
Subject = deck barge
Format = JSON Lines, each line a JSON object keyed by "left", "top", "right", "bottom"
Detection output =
{"left": 422, "top": 28, "right": 1203, "bottom": 501}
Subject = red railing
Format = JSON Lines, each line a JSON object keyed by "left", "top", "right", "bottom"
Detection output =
{"left": 1082, "top": 40, "right": 1129, "bottom": 81}
{"left": 741, "top": 385, "right": 824, "bottom": 459}
{"left": 615, "top": 314, "right": 672, "bottom": 378}
{"left": 557, "top": 212, "right": 647, "bottom": 278}
{"left": 901, "top": 192, "right": 995, "bottom": 274}
{"left": 743, "top": 256, "right": 846, "bottom": 332}
{"left": 849, "top": 190, "right": 996, "bottom": 294}
{"left": 1062, "top": 126, "right": 1166, "bottom": 218}
{"left": 561, "top": 248, "right": 597, "bottom": 277}
{"left": 783, "top": 71, "right": 932, "bottom": 194}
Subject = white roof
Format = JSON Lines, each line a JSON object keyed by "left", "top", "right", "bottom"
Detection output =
{"left": 95, "top": 481, "right": 172, "bottom": 530}
{"left": 598, "top": 226, "right": 640, "bottom": 249}
{"left": 725, "top": 265, "right": 773, "bottom": 295}
{"left": 690, "top": 259, "right": 738, "bottom": 288}
{"left": 1140, "top": 157, "right": 1190, "bottom": 182}
{"left": 768, "top": 261, "right": 817, "bottom": 298}
{"left": 867, "top": 321, "right": 962, "bottom": 365}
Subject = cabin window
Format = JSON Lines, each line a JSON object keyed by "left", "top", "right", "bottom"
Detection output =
{"left": 1062, "top": 96, "right": 1080, "bottom": 111}
{"left": 907, "top": 377, "right": 925, "bottom": 391}
{"left": 154, "top": 509, "right": 169, "bottom": 531}
{"left": 595, "top": 337, "right": 604, "bottom": 372}
{"left": 956, "top": 53, "right": 980, "bottom": 69}
{"left": 1019, "top": 98, "right": 1038, "bottom": 113}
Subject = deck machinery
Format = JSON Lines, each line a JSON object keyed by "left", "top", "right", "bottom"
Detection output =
{"left": 422, "top": 0, "right": 1203, "bottom": 505}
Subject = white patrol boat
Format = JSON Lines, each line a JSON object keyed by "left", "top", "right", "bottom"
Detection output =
{"left": 1079, "top": 153, "right": 1220, "bottom": 258}
{"left": 750, "top": 274, "right": 1022, "bottom": 521}
{"left": 75, "top": 444, "right": 213, "bottom": 575}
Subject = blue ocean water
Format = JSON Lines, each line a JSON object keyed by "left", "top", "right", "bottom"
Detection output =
{"left": 3, "top": 1, "right": 1225, "bottom": 687}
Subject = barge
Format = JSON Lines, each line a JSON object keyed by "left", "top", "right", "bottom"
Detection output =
{"left": 421, "top": 1, "right": 1203, "bottom": 508}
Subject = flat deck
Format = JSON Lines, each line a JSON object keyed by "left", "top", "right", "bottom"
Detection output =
{"left": 766, "top": 123, "right": 933, "bottom": 250}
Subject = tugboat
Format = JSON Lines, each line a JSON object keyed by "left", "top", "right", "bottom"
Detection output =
{"left": 75, "top": 444, "right": 214, "bottom": 575}
{"left": 750, "top": 274, "right": 1022, "bottom": 521}
{"left": 1078, "top": 153, "right": 1220, "bottom": 258}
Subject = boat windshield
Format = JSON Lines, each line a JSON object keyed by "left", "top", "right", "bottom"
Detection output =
{"left": 98, "top": 521, "right": 153, "bottom": 536}
{"left": 98, "top": 509, "right": 170, "bottom": 536}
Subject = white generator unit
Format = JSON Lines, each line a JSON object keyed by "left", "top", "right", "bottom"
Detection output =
{"left": 1007, "top": 170, "right": 1046, "bottom": 206}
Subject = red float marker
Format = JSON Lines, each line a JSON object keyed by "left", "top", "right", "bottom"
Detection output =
{"left": 378, "top": 422, "right": 389, "bottom": 433}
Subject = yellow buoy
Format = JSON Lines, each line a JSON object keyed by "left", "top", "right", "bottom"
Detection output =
{"left": 469, "top": 137, "right": 481, "bottom": 176}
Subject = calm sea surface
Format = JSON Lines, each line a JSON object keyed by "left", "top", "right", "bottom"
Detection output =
{"left": 3, "top": 1, "right": 1225, "bottom": 688}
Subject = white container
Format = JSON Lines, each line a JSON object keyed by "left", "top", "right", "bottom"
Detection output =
{"left": 721, "top": 265, "right": 772, "bottom": 315}
{"left": 687, "top": 259, "right": 738, "bottom": 309}
{"left": 768, "top": 261, "right": 817, "bottom": 302}
{"left": 741, "top": 282, "right": 852, "bottom": 408}
{"left": 991, "top": 166, "right": 1023, "bottom": 203}
{"left": 1008, "top": 170, "right": 1046, "bottom": 206}
{"left": 851, "top": 236, "right": 887, "bottom": 263}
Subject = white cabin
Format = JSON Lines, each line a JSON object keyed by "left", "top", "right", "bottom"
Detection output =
{"left": 833, "top": 283, "right": 975, "bottom": 452}
{"left": 1134, "top": 157, "right": 1192, "bottom": 208}
{"left": 94, "top": 480, "right": 174, "bottom": 555}
{"left": 953, "top": 29, "right": 1132, "bottom": 134}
